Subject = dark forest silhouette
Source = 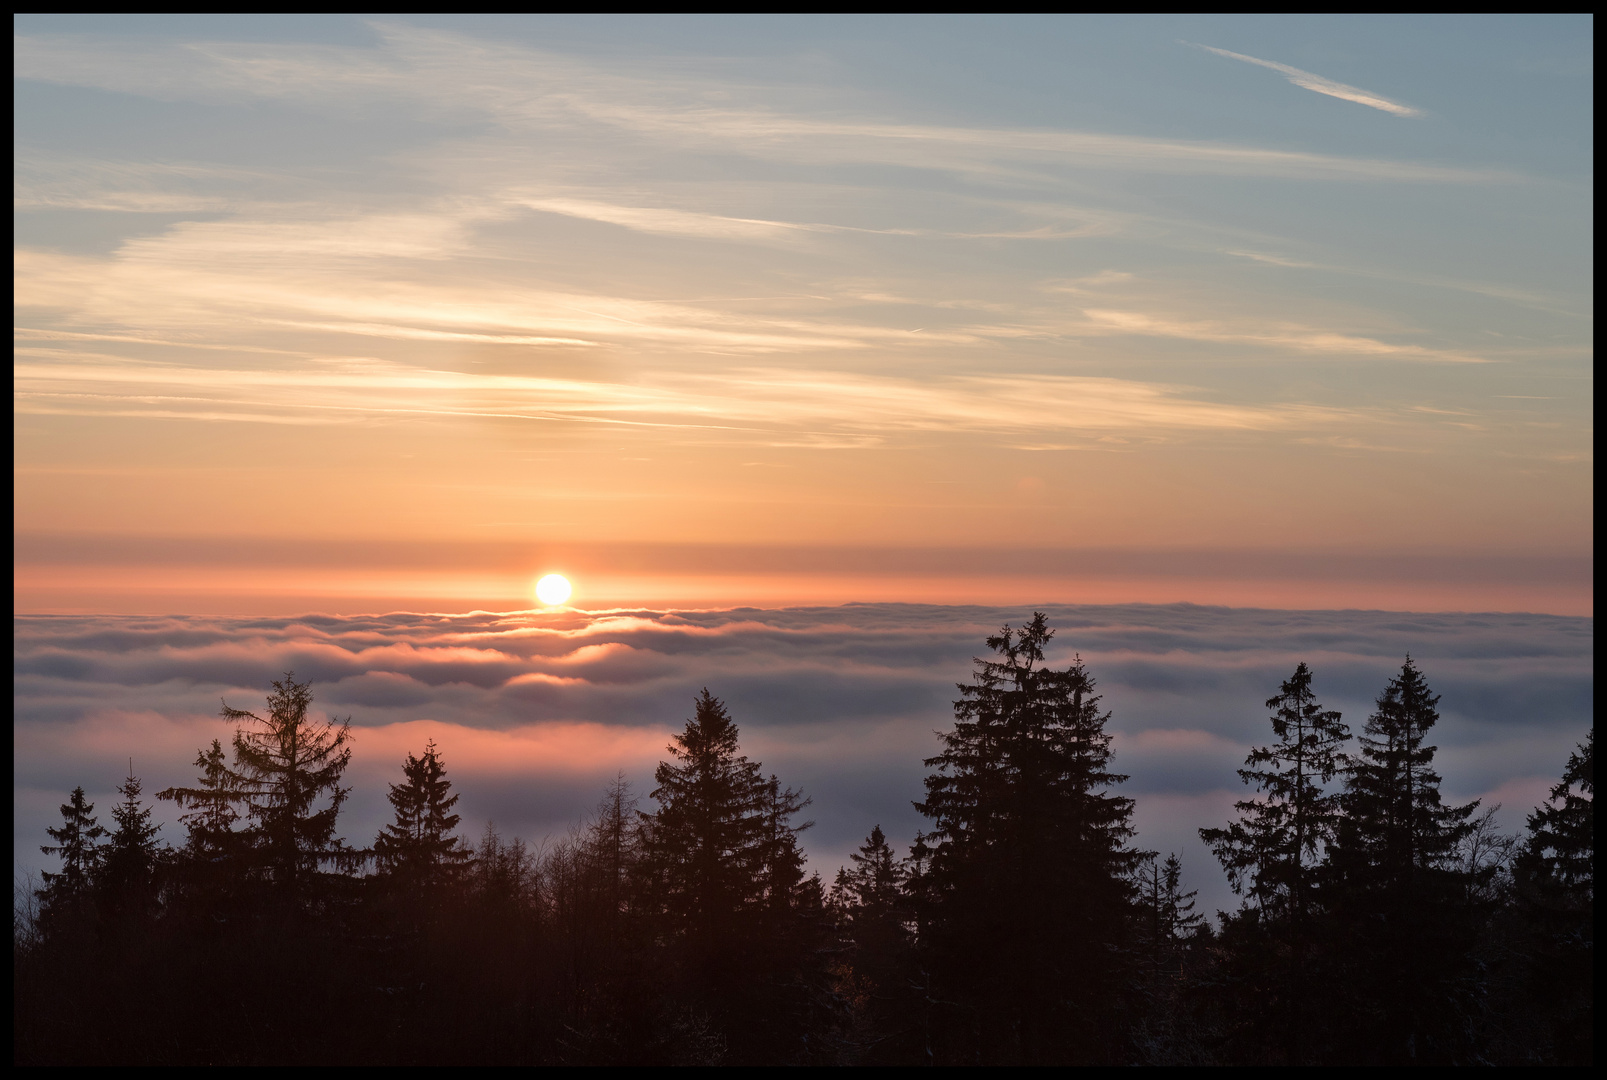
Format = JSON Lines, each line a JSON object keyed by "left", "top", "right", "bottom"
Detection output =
{"left": 13, "top": 614, "right": 1593, "bottom": 1065}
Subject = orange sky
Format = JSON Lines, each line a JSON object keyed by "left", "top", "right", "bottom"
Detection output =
{"left": 13, "top": 17, "right": 1592, "bottom": 616}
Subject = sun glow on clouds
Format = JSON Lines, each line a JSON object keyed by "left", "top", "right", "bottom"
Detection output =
{"left": 10, "top": 19, "right": 1592, "bottom": 662}
{"left": 14, "top": 603, "right": 1593, "bottom": 920}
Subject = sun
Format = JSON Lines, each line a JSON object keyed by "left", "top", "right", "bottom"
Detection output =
{"left": 535, "top": 573, "right": 572, "bottom": 606}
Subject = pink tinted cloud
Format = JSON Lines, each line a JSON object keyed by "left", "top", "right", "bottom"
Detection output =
{"left": 16, "top": 604, "right": 1591, "bottom": 912}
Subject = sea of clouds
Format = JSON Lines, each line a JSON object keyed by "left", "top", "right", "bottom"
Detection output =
{"left": 14, "top": 603, "right": 1591, "bottom": 918}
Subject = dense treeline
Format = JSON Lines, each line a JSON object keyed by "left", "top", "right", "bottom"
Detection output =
{"left": 13, "top": 614, "right": 1593, "bottom": 1065}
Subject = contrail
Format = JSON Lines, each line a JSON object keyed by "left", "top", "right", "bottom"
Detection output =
{"left": 1186, "top": 41, "right": 1422, "bottom": 117}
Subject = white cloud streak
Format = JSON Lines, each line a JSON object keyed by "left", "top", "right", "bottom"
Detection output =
{"left": 16, "top": 29, "right": 1482, "bottom": 181}
{"left": 1188, "top": 42, "right": 1423, "bottom": 117}
{"left": 1077, "top": 308, "right": 1491, "bottom": 364}
{"left": 13, "top": 351, "right": 1354, "bottom": 439}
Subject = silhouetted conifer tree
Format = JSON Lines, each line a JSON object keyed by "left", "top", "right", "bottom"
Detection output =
{"left": 749, "top": 773, "right": 830, "bottom": 1058}
{"left": 830, "top": 825, "right": 916, "bottom": 1062}
{"left": 836, "top": 826, "right": 906, "bottom": 950}
{"left": 588, "top": 773, "right": 641, "bottom": 923}
{"left": 160, "top": 739, "right": 241, "bottom": 856}
{"left": 542, "top": 776, "right": 659, "bottom": 1062}
{"left": 913, "top": 613, "right": 1143, "bottom": 1064}
{"left": 1517, "top": 729, "right": 1594, "bottom": 908}
{"left": 1328, "top": 656, "right": 1480, "bottom": 1063}
{"left": 1139, "top": 852, "right": 1202, "bottom": 970}
{"left": 1201, "top": 663, "right": 1349, "bottom": 922}
{"left": 754, "top": 774, "right": 812, "bottom": 914}
{"left": 219, "top": 673, "right": 357, "bottom": 897}
{"left": 1199, "top": 662, "right": 1348, "bottom": 1062}
{"left": 37, "top": 786, "right": 107, "bottom": 923}
{"left": 374, "top": 739, "right": 470, "bottom": 893}
{"left": 473, "top": 822, "right": 538, "bottom": 913}
{"left": 23, "top": 645, "right": 1589, "bottom": 1067}
{"left": 645, "top": 690, "right": 767, "bottom": 958}
{"left": 1511, "top": 730, "right": 1593, "bottom": 1064}
{"left": 643, "top": 689, "right": 819, "bottom": 1062}
{"left": 98, "top": 767, "right": 163, "bottom": 922}
{"left": 158, "top": 737, "right": 249, "bottom": 919}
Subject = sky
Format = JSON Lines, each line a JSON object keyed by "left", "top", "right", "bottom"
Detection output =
{"left": 12, "top": 14, "right": 1593, "bottom": 614}
{"left": 11, "top": 17, "right": 1594, "bottom": 910}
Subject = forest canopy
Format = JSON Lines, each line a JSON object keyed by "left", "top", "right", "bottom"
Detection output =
{"left": 14, "top": 616, "right": 1594, "bottom": 1065}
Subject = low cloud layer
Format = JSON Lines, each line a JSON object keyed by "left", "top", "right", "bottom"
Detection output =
{"left": 14, "top": 602, "right": 1591, "bottom": 918}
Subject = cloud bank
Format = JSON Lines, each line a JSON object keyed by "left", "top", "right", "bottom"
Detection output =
{"left": 15, "top": 602, "right": 1591, "bottom": 919}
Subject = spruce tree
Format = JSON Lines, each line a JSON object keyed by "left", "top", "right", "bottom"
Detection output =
{"left": 38, "top": 786, "right": 107, "bottom": 919}
{"left": 645, "top": 689, "right": 768, "bottom": 956}
{"left": 1517, "top": 729, "right": 1593, "bottom": 906}
{"left": 1201, "top": 662, "right": 1349, "bottom": 922}
{"left": 220, "top": 673, "right": 356, "bottom": 896}
{"left": 643, "top": 689, "right": 817, "bottom": 1062}
{"left": 374, "top": 739, "right": 470, "bottom": 892}
{"left": 98, "top": 767, "right": 164, "bottom": 920}
{"left": 159, "top": 739, "right": 242, "bottom": 856}
{"left": 831, "top": 825, "right": 915, "bottom": 1062}
{"left": 913, "top": 613, "right": 1142, "bottom": 1064}
{"left": 837, "top": 825, "right": 906, "bottom": 947}
{"left": 1199, "top": 662, "right": 1348, "bottom": 1062}
{"left": 1328, "top": 656, "right": 1480, "bottom": 1063}
{"left": 753, "top": 773, "right": 813, "bottom": 926}
{"left": 158, "top": 738, "right": 248, "bottom": 914}
{"left": 1512, "top": 730, "right": 1593, "bottom": 1064}
{"left": 1140, "top": 853, "right": 1202, "bottom": 970}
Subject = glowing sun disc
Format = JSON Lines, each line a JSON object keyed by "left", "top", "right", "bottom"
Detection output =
{"left": 535, "top": 574, "right": 572, "bottom": 606}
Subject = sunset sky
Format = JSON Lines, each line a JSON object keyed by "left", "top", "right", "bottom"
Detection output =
{"left": 12, "top": 17, "right": 1594, "bottom": 909}
{"left": 14, "top": 15, "right": 1591, "bottom": 614}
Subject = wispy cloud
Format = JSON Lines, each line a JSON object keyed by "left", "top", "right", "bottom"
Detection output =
{"left": 13, "top": 350, "right": 1353, "bottom": 439}
{"left": 1077, "top": 308, "right": 1492, "bottom": 364}
{"left": 1187, "top": 42, "right": 1423, "bottom": 117}
{"left": 14, "top": 151, "right": 274, "bottom": 213}
{"left": 16, "top": 28, "right": 1485, "bottom": 181}
{"left": 514, "top": 196, "right": 1116, "bottom": 242}
{"left": 1224, "top": 250, "right": 1587, "bottom": 318}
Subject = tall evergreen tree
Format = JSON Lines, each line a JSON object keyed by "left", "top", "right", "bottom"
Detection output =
{"left": 374, "top": 739, "right": 470, "bottom": 891}
{"left": 1328, "top": 656, "right": 1480, "bottom": 1063}
{"left": 645, "top": 689, "right": 767, "bottom": 955}
{"left": 98, "top": 766, "right": 164, "bottom": 919}
{"left": 219, "top": 673, "right": 356, "bottom": 895}
{"left": 913, "top": 613, "right": 1143, "bottom": 1064}
{"left": 158, "top": 738, "right": 248, "bottom": 915}
{"left": 37, "top": 786, "right": 107, "bottom": 919}
{"left": 1199, "top": 662, "right": 1348, "bottom": 1062}
{"left": 159, "top": 738, "right": 242, "bottom": 857}
{"left": 643, "top": 689, "right": 818, "bottom": 1062}
{"left": 1201, "top": 662, "right": 1349, "bottom": 922}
